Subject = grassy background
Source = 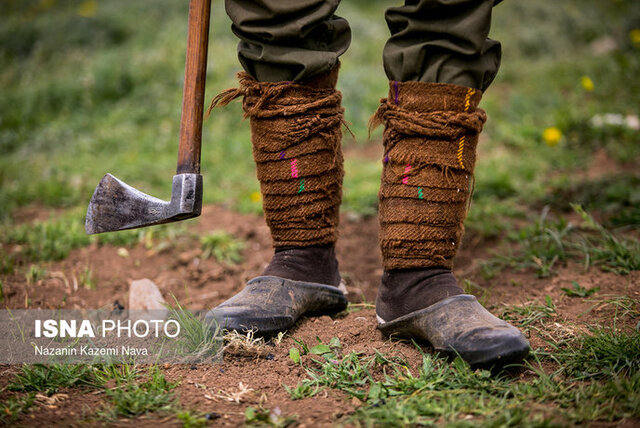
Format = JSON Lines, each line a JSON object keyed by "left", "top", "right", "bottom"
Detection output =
{"left": 2, "top": 0, "right": 639, "bottom": 227}
{"left": 1, "top": 1, "right": 640, "bottom": 424}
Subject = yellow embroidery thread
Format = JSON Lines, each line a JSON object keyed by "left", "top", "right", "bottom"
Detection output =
{"left": 457, "top": 88, "right": 476, "bottom": 169}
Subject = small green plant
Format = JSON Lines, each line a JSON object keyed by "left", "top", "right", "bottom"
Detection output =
{"left": 572, "top": 204, "right": 640, "bottom": 275}
{"left": 561, "top": 281, "right": 599, "bottom": 297}
{"left": 79, "top": 265, "right": 96, "bottom": 290}
{"left": 177, "top": 410, "right": 208, "bottom": 428}
{"left": 104, "top": 366, "right": 177, "bottom": 417}
{"left": 553, "top": 326, "right": 640, "bottom": 379}
{"left": 200, "top": 230, "right": 245, "bottom": 265}
{"left": 25, "top": 264, "right": 47, "bottom": 285}
{"left": 0, "top": 393, "right": 35, "bottom": 425}
{"left": 93, "top": 363, "right": 141, "bottom": 386}
{"left": 283, "top": 382, "right": 319, "bottom": 400}
{"left": 8, "top": 364, "right": 101, "bottom": 395}
{"left": 288, "top": 347, "right": 301, "bottom": 364}
{"left": 0, "top": 249, "right": 15, "bottom": 275}
{"left": 500, "top": 297, "right": 557, "bottom": 328}
{"left": 166, "top": 296, "right": 223, "bottom": 362}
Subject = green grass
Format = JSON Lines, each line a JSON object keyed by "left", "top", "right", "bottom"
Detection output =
{"left": 500, "top": 297, "right": 557, "bottom": 330}
{"left": 0, "top": 393, "right": 35, "bottom": 425}
{"left": 0, "top": 210, "right": 191, "bottom": 264}
{"left": 561, "top": 281, "right": 599, "bottom": 298}
{"left": 1, "top": 0, "right": 638, "bottom": 223}
{"left": 285, "top": 332, "right": 640, "bottom": 426}
{"left": 200, "top": 230, "right": 245, "bottom": 265}
{"left": 177, "top": 410, "right": 209, "bottom": 428}
{"left": 8, "top": 363, "right": 101, "bottom": 394}
{"left": 25, "top": 263, "right": 46, "bottom": 285}
{"left": 3, "top": 363, "right": 185, "bottom": 422}
{"left": 482, "top": 205, "right": 640, "bottom": 278}
{"left": 551, "top": 327, "right": 640, "bottom": 379}
{"left": 166, "top": 296, "right": 223, "bottom": 363}
{"left": 102, "top": 366, "right": 177, "bottom": 418}
{"left": 543, "top": 173, "right": 640, "bottom": 229}
{"left": 1, "top": 1, "right": 639, "bottom": 425}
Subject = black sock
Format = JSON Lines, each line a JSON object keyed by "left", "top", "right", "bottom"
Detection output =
{"left": 375, "top": 268, "right": 464, "bottom": 322}
{"left": 261, "top": 244, "right": 341, "bottom": 286}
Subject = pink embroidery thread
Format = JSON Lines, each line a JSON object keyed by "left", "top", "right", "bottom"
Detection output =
{"left": 290, "top": 159, "right": 299, "bottom": 178}
{"left": 402, "top": 164, "right": 411, "bottom": 184}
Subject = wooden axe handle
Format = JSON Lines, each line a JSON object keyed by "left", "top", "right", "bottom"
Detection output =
{"left": 176, "top": 0, "right": 211, "bottom": 175}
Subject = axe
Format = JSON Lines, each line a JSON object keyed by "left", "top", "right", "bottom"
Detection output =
{"left": 85, "top": 0, "right": 211, "bottom": 234}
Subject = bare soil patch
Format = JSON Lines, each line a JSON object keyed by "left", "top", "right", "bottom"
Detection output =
{"left": 2, "top": 200, "right": 638, "bottom": 426}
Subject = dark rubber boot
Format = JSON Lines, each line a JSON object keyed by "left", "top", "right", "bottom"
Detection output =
{"left": 205, "top": 276, "right": 347, "bottom": 336}
{"left": 206, "top": 245, "right": 345, "bottom": 335}
{"left": 378, "top": 294, "right": 530, "bottom": 368}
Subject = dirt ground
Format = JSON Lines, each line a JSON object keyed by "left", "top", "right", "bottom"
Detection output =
{"left": 1, "top": 142, "right": 639, "bottom": 426}
{"left": 2, "top": 197, "right": 639, "bottom": 426}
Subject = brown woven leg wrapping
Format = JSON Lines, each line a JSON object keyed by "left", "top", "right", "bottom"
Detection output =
{"left": 208, "top": 68, "right": 344, "bottom": 247}
{"left": 371, "top": 81, "right": 487, "bottom": 270}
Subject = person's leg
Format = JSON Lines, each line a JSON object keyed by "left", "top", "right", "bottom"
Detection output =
{"left": 206, "top": 0, "right": 351, "bottom": 335}
{"left": 226, "top": 0, "right": 351, "bottom": 83}
{"left": 374, "top": 0, "right": 529, "bottom": 367}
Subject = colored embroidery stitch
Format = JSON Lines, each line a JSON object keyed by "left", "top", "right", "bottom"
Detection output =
{"left": 457, "top": 136, "right": 466, "bottom": 169}
{"left": 418, "top": 187, "right": 423, "bottom": 199}
{"left": 383, "top": 154, "right": 389, "bottom": 164}
{"left": 298, "top": 178, "right": 305, "bottom": 193}
{"left": 402, "top": 164, "right": 411, "bottom": 184}
{"left": 456, "top": 88, "right": 476, "bottom": 170}
{"left": 279, "top": 151, "right": 286, "bottom": 159}
{"left": 393, "top": 81, "right": 399, "bottom": 104}
{"left": 463, "top": 88, "right": 475, "bottom": 112}
{"left": 290, "top": 158, "right": 299, "bottom": 178}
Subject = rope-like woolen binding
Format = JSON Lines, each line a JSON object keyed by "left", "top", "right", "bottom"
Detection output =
{"left": 208, "top": 70, "right": 345, "bottom": 247}
{"left": 371, "top": 82, "right": 487, "bottom": 270}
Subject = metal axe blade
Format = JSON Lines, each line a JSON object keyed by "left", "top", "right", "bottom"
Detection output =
{"left": 84, "top": 0, "right": 211, "bottom": 235}
{"left": 85, "top": 173, "right": 202, "bottom": 234}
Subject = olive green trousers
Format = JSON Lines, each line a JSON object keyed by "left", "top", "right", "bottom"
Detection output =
{"left": 225, "top": 0, "right": 502, "bottom": 90}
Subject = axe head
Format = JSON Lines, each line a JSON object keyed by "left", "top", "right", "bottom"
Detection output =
{"left": 85, "top": 173, "right": 202, "bottom": 234}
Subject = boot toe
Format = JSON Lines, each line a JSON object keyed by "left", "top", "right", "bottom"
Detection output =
{"left": 449, "top": 325, "right": 530, "bottom": 368}
{"left": 205, "top": 307, "right": 294, "bottom": 335}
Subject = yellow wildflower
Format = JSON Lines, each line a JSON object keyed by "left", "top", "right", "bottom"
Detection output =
{"left": 250, "top": 191, "right": 262, "bottom": 203}
{"left": 77, "top": 0, "right": 97, "bottom": 17}
{"left": 543, "top": 127, "right": 562, "bottom": 147}
{"left": 581, "top": 76, "right": 594, "bottom": 92}
{"left": 630, "top": 29, "right": 640, "bottom": 47}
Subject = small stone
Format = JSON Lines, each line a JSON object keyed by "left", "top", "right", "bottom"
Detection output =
{"left": 265, "top": 353, "right": 275, "bottom": 360}
{"left": 177, "top": 249, "right": 202, "bottom": 265}
{"left": 190, "top": 365, "right": 198, "bottom": 370}
{"left": 117, "top": 248, "right": 129, "bottom": 258}
{"left": 205, "top": 413, "right": 221, "bottom": 420}
{"left": 128, "top": 279, "right": 167, "bottom": 320}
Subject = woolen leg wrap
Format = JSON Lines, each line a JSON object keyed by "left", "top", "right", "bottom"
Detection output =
{"left": 209, "top": 68, "right": 344, "bottom": 247}
{"left": 371, "top": 81, "right": 487, "bottom": 270}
